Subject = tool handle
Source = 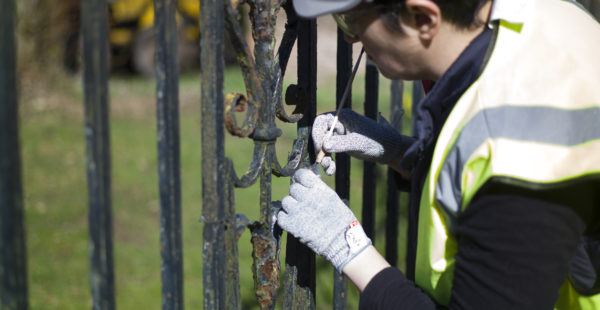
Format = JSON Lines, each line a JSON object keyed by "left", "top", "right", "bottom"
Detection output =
{"left": 315, "top": 149, "right": 327, "bottom": 164}
{"left": 313, "top": 48, "right": 364, "bottom": 165}
{"left": 315, "top": 115, "right": 339, "bottom": 163}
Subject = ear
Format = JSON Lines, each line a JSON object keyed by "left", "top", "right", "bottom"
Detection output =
{"left": 405, "top": 0, "right": 441, "bottom": 40}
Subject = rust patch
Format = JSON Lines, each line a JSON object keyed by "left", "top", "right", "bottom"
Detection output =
{"left": 251, "top": 227, "right": 281, "bottom": 309}
{"left": 260, "top": 257, "right": 280, "bottom": 283}
{"left": 224, "top": 92, "right": 257, "bottom": 137}
{"left": 252, "top": 233, "right": 269, "bottom": 257}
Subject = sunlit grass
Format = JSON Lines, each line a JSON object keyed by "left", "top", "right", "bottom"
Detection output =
{"left": 19, "top": 67, "right": 414, "bottom": 309}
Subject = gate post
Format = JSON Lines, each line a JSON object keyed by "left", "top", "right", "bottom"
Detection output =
{"left": 0, "top": 0, "right": 28, "bottom": 308}
{"left": 153, "top": 0, "right": 184, "bottom": 308}
{"left": 200, "top": 0, "right": 231, "bottom": 307}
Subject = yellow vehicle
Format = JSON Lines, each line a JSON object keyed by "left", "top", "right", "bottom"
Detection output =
{"left": 107, "top": 0, "right": 201, "bottom": 76}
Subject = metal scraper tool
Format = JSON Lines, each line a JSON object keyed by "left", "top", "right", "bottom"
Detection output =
{"left": 314, "top": 47, "right": 365, "bottom": 167}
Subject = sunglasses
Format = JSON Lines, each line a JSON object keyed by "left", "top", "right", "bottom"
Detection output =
{"left": 332, "top": 5, "right": 385, "bottom": 39}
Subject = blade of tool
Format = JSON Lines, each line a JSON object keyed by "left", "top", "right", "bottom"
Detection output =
{"left": 311, "top": 48, "right": 366, "bottom": 175}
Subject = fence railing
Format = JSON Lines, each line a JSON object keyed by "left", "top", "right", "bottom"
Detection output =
{"left": 2, "top": 0, "right": 432, "bottom": 308}
{"left": 4, "top": 0, "right": 600, "bottom": 307}
{"left": 1, "top": 0, "right": 28, "bottom": 308}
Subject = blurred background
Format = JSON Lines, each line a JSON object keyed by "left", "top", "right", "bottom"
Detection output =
{"left": 14, "top": 0, "right": 400, "bottom": 308}
{"left": 11, "top": 0, "right": 599, "bottom": 309}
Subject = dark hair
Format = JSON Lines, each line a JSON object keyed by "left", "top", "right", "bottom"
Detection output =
{"left": 375, "top": 0, "right": 490, "bottom": 30}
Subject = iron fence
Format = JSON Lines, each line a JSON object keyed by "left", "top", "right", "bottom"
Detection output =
{"left": 1, "top": 0, "right": 28, "bottom": 308}
{"left": 1, "top": 0, "right": 425, "bottom": 308}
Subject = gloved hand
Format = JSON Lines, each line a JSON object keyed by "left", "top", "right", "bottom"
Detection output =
{"left": 277, "top": 168, "right": 371, "bottom": 272}
{"left": 312, "top": 109, "right": 412, "bottom": 175}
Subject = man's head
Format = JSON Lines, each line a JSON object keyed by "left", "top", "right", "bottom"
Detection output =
{"left": 294, "top": 0, "right": 489, "bottom": 30}
{"left": 294, "top": 0, "right": 491, "bottom": 80}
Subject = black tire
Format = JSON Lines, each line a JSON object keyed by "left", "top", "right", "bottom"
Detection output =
{"left": 132, "top": 26, "right": 201, "bottom": 77}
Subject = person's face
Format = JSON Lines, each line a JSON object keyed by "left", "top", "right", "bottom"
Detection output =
{"left": 334, "top": 4, "right": 431, "bottom": 80}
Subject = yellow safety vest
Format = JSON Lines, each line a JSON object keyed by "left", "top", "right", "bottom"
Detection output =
{"left": 413, "top": 0, "right": 600, "bottom": 308}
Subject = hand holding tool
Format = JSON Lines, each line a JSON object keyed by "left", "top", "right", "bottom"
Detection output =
{"left": 315, "top": 48, "right": 365, "bottom": 164}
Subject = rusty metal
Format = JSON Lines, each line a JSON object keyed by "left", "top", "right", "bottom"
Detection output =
{"left": 200, "top": 0, "right": 229, "bottom": 305}
{"left": 81, "top": 0, "right": 115, "bottom": 308}
{"left": 8, "top": 0, "right": 593, "bottom": 305}
{"left": 224, "top": 93, "right": 258, "bottom": 137}
{"left": 218, "top": 0, "right": 413, "bottom": 307}
{"left": 222, "top": 0, "right": 312, "bottom": 308}
{"left": 248, "top": 205, "right": 282, "bottom": 309}
{"left": 0, "top": 0, "right": 420, "bottom": 307}
{"left": 0, "top": 0, "right": 28, "bottom": 308}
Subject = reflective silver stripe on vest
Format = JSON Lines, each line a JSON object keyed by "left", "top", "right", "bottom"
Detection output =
{"left": 435, "top": 106, "right": 600, "bottom": 216}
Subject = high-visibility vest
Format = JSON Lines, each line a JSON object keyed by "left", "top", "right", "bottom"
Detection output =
{"left": 413, "top": 0, "right": 600, "bottom": 308}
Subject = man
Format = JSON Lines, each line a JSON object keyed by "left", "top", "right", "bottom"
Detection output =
{"left": 276, "top": 0, "right": 600, "bottom": 308}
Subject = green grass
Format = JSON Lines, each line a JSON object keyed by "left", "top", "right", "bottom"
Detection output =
{"left": 19, "top": 67, "right": 415, "bottom": 309}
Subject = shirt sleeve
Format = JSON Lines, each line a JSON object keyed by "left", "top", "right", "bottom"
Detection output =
{"left": 359, "top": 191, "right": 586, "bottom": 310}
{"left": 359, "top": 267, "right": 438, "bottom": 309}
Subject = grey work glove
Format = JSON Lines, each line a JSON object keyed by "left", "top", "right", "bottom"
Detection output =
{"left": 312, "top": 109, "right": 411, "bottom": 175}
{"left": 277, "top": 168, "right": 371, "bottom": 272}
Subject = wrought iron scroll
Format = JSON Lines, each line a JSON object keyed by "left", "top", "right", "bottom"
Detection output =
{"left": 220, "top": 0, "right": 320, "bottom": 308}
{"left": 0, "top": 0, "right": 28, "bottom": 308}
{"left": 209, "top": 0, "right": 415, "bottom": 307}
{"left": 153, "top": 0, "right": 184, "bottom": 308}
{"left": 81, "top": 0, "right": 116, "bottom": 308}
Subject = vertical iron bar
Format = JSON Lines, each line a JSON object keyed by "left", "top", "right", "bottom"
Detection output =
{"left": 250, "top": 1, "right": 282, "bottom": 306}
{"left": 224, "top": 163, "right": 240, "bottom": 309}
{"left": 200, "top": 0, "right": 227, "bottom": 306}
{"left": 0, "top": 0, "right": 28, "bottom": 308}
{"left": 154, "top": 0, "right": 183, "bottom": 308}
{"left": 251, "top": 149, "right": 279, "bottom": 309}
{"left": 361, "top": 59, "right": 378, "bottom": 241}
{"left": 221, "top": 162, "right": 242, "bottom": 309}
{"left": 385, "top": 80, "right": 403, "bottom": 266}
{"left": 283, "top": 18, "right": 317, "bottom": 310}
{"left": 81, "top": 0, "right": 115, "bottom": 308}
{"left": 332, "top": 27, "right": 352, "bottom": 310}
{"left": 405, "top": 80, "right": 423, "bottom": 279}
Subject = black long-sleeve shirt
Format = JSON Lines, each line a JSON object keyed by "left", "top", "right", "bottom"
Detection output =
{"left": 360, "top": 189, "right": 592, "bottom": 309}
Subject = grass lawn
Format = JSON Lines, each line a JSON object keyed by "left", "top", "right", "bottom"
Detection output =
{"left": 18, "top": 66, "right": 414, "bottom": 309}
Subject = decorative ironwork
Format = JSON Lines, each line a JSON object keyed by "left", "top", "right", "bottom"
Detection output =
{"left": 220, "top": 0, "right": 318, "bottom": 308}
{"left": 209, "top": 0, "right": 406, "bottom": 308}
{"left": 0, "top": 0, "right": 442, "bottom": 307}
